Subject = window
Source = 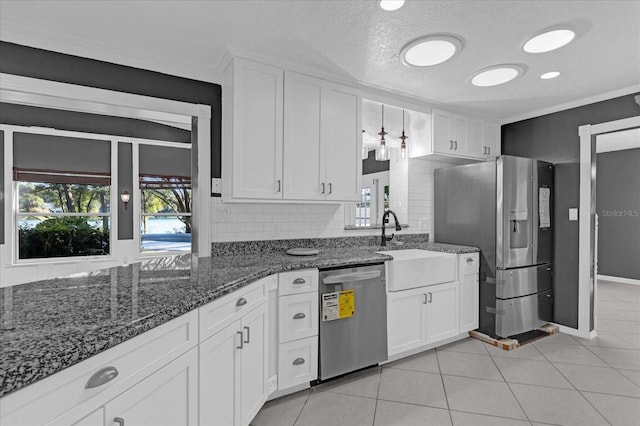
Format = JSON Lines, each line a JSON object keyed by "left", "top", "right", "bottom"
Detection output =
{"left": 12, "top": 132, "right": 112, "bottom": 260}
{"left": 138, "top": 144, "right": 191, "bottom": 254}
{"left": 355, "top": 187, "right": 371, "bottom": 227}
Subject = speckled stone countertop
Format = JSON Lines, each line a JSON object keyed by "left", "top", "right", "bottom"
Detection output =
{"left": 0, "top": 234, "right": 477, "bottom": 397}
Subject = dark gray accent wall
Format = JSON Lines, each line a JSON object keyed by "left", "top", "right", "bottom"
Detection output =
{"left": 0, "top": 130, "right": 4, "bottom": 245}
{"left": 553, "top": 163, "right": 580, "bottom": 328}
{"left": 1, "top": 103, "right": 190, "bottom": 143}
{"left": 0, "top": 41, "right": 221, "bottom": 194}
{"left": 502, "top": 92, "right": 640, "bottom": 329}
{"left": 362, "top": 149, "right": 390, "bottom": 174}
{"left": 118, "top": 143, "right": 133, "bottom": 240}
{"left": 596, "top": 148, "right": 640, "bottom": 280}
{"left": 139, "top": 145, "right": 191, "bottom": 177}
{"left": 13, "top": 133, "right": 111, "bottom": 174}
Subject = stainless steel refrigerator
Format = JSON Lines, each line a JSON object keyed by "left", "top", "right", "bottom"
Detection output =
{"left": 435, "top": 156, "right": 553, "bottom": 339}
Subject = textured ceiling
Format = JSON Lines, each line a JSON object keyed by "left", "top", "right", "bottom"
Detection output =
{"left": 1, "top": 0, "right": 639, "bottom": 122}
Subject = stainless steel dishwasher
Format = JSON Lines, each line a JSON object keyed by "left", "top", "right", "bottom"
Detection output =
{"left": 318, "top": 263, "right": 387, "bottom": 381}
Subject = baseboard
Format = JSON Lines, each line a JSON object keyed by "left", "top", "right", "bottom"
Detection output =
{"left": 597, "top": 274, "right": 640, "bottom": 285}
{"left": 553, "top": 324, "right": 597, "bottom": 340}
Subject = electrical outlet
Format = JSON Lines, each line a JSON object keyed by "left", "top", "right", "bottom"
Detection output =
{"left": 569, "top": 208, "right": 578, "bottom": 221}
{"left": 268, "top": 376, "right": 277, "bottom": 394}
{"left": 211, "top": 178, "right": 222, "bottom": 193}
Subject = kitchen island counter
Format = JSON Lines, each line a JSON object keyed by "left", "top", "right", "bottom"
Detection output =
{"left": 0, "top": 236, "right": 477, "bottom": 396}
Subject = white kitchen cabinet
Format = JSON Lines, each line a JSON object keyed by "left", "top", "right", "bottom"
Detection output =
{"left": 277, "top": 336, "right": 318, "bottom": 390}
{"left": 470, "top": 118, "right": 500, "bottom": 160}
{"left": 200, "top": 302, "right": 268, "bottom": 426}
{"left": 459, "top": 253, "right": 480, "bottom": 332}
{"left": 424, "top": 281, "right": 459, "bottom": 344}
{"left": 283, "top": 71, "right": 361, "bottom": 202}
{"left": 104, "top": 348, "right": 198, "bottom": 426}
{"left": 432, "top": 108, "right": 470, "bottom": 157}
{"left": 387, "top": 286, "right": 428, "bottom": 356}
{"left": 279, "top": 291, "right": 319, "bottom": 343}
{"left": 223, "top": 58, "right": 284, "bottom": 200}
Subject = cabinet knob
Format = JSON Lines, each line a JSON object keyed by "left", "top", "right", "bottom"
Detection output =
{"left": 293, "top": 278, "right": 306, "bottom": 285}
{"left": 114, "top": 417, "right": 125, "bottom": 426}
{"left": 292, "top": 357, "right": 306, "bottom": 366}
{"left": 85, "top": 366, "right": 119, "bottom": 389}
{"left": 236, "top": 297, "right": 247, "bottom": 307}
{"left": 293, "top": 312, "right": 306, "bottom": 320}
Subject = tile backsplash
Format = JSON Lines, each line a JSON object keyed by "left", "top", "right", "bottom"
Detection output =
{"left": 211, "top": 158, "right": 450, "bottom": 243}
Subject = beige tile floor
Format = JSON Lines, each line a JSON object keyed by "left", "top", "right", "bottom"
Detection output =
{"left": 252, "top": 280, "right": 640, "bottom": 426}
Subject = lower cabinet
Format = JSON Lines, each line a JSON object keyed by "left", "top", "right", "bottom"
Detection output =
{"left": 103, "top": 348, "right": 199, "bottom": 426}
{"left": 199, "top": 301, "right": 268, "bottom": 426}
{"left": 459, "top": 253, "right": 480, "bottom": 332}
{"left": 387, "top": 281, "right": 460, "bottom": 357}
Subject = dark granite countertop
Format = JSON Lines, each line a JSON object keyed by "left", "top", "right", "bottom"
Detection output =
{"left": 0, "top": 236, "right": 477, "bottom": 397}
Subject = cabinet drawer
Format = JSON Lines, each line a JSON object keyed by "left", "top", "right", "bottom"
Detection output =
{"left": 279, "top": 269, "right": 318, "bottom": 296}
{"left": 278, "top": 337, "right": 318, "bottom": 390}
{"left": 199, "top": 277, "right": 268, "bottom": 342}
{"left": 279, "top": 292, "right": 318, "bottom": 343}
{"left": 458, "top": 252, "right": 479, "bottom": 275}
{"left": 2, "top": 311, "right": 198, "bottom": 426}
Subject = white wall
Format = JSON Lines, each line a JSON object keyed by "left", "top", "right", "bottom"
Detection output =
{"left": 210, "top": 157, "right": 450, "bottom": 243}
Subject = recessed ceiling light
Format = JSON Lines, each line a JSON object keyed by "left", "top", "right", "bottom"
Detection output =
{"left": 540, "top": 71, "right": 561, "bottom": 79}
{"left": 470, "top": 64, "right": 524, "bottom": 87}
{"left": 378, "top": 0, "right": 405, "bottom": 11}
{"left": 401, "top": 35, "right": 463, "bottom": 67}
{"left": 523, "top": 29, "right": 575, "bottom": 53}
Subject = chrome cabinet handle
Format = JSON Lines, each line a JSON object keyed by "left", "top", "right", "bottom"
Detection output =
{"left": 454, "top": 141, "right": 458, "bottom": 150}
{"left": 114, "top": 418, "right": 125, "bottom": 426}
{"left": 428, "top": 292, "right": 433, "bottom": 303}
{"left": 449, "top": 140, "right": 453, "bottom": 150}
{"left": 487, "top": 147, "right": 490, "bottom": 155}
{"left": 292, "top": 357, "right": 306, "bottom": 366}
{"left": 244, "top": 326, "right": 250, "bottom": 343}
{"left": 293, "top": 312, "right": 306, "bottom": 320}
{"left": 276, "top": 180, "right": 281, "bottom": 192}
{"left": 236, "top": 297, "right": 247, "bottom": 307}
{"left": 293, "top": 278, "right": 306, "bottom": 285}
{"left": 483, "top": 147, "right": 487, "bottom": 155}
{"left": 85, "top": 366, "right": 119, "bottom": 389}
{"left": 423, "top": 293, "right": 428, "bottom": 304}
{"left": 321, "top": 183, "right": 325, "bottom": 194}
{"left": 237, "top": 331, "right": 244, "bottom": 349}
{"left": 328, "top": 183, "right": 332, "bottom": 194}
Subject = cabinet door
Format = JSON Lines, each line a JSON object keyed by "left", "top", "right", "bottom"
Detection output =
{"left": 432, "top": 108, "right": 453, "bottom": 154}
{"left": 425, "top": 281, "right": 459, "bottom": 344}
{"left": 459, "top": 254, "right": 480, "bottom": 332}
{"left": 199, "top": 320, "right": 241, "bottom": 426}
{"left": 451, "top": 114, "right": 469, "bottom": 155}
{"left": 387, "top": 287, "right": 428, "bottom": 356}
{"left": 239, "top": 303, "right": 269, "bottom": 426}
{"left": 283, "top": 72, "right": 324, "bottom": 200}
{"left": 482, "top": 122, "right": 500, "bottom": 159}
{"left": 232, "top": 59, "right": 284, "bottom": 199}
{"left": 468, "top": 118, "right": 485, "bottom": 158}
{"left": 104, "top": 348, "right": 198, "bottom": 426}
{"left": 323, "top": 83, "right": 361, "bottom": 201}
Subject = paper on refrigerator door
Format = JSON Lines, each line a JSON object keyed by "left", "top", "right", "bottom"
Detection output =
{"left": 539, "top": 187, "right": 551, "bottom": 228}
{"left": 322, "top": 290, "right": 355, "bottom": 321}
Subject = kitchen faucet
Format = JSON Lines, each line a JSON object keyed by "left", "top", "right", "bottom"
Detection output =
{"left": 380, "top": 209, "right": 402, "bottom": 246}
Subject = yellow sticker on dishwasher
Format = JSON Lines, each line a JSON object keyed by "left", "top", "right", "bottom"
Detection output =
{"left": 322, "top": 290, "right": 355, "bottom": 321}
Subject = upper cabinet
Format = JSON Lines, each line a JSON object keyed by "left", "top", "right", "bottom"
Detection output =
{"left": 414, "top": 108, "right": 500, "bottom": 162}
{"left": 223, "top": 58, "right": 361, "bottom": 203}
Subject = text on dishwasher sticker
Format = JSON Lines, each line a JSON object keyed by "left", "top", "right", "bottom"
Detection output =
{"left": 322, "top": 290, "right": 355, "bottom": 321}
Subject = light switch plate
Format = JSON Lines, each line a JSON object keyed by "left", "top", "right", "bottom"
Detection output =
{"left": 569, "top": 208, "right": 578, "bottom": 221}
{"left": 211, "top": 178, "right": 222, "bottom": 193}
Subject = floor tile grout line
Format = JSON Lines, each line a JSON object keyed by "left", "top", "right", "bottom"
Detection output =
{"left": 449, "top": 408, "right": 545, "bottom": 425}
{"left": 291, "top": 389, "right": 312, "bottom": 426}
{"left": 434, "top": 349, "right": 454, "bottom": 426}
{"left": 371, "top": 365, "right": 383, "bottom": 426}
{"left": 487, "top": 348, "right": 531, "bottom": 423}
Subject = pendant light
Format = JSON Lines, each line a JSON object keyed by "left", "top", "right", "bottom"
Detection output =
{"left": 376, "top": 104, "right": 389, "bottom": 161}
{"left": 399, "top": 109, "right": 408, "bottom": 161}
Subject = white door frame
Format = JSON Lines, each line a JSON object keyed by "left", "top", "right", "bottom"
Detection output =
{"left": 0, "top": 73, "right": 211, "bottom": 261}
{"left": 577, "top": 115, "right": 640, "bottom": 338}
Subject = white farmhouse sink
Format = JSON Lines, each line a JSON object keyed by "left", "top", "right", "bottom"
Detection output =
{"left": 377, "top": 249, "right": 457, "bottom": 292}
